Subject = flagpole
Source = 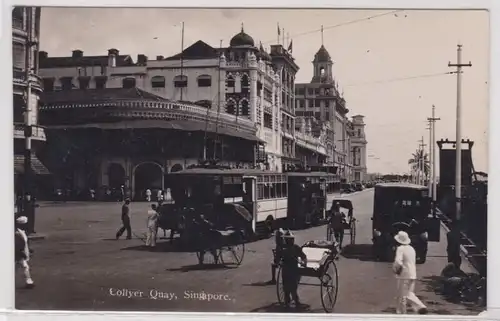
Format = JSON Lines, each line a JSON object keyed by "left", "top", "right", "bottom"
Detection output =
{"left": 321, "top": 25, "right": 324, "bottom": 46}
{"left": 282, "top": 28, "right": 285, "bottom": 47}
{"left": 277, "top": 23, "right": 280, "bottom": 45}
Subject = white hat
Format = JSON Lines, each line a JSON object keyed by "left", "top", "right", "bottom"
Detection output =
{"left": 16, "top": 216, "right": 28, "bottom": 224}
{"left": 394, "top": 231, "right": 411, "bottom": 245}
{"left": 278, "top": 228, "right": 285, "bottom": 234}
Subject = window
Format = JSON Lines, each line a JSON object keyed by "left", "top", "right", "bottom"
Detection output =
{"left": 325, "top": 112, "right": 330, "bottom": 121}
{"left": 60, "top": 77, "right": 73, "bottom": 90}
{"left": 226, "top": 100, "right": 236, "bottom": 115}
{"left": 42, "top": 78, "right": 54, "bottom": 92}
{"left": 12, "top": 7, "right": 23, "bottom": 29}
{"left": 295, "top": 87, "right": 305, "bottom": 96}
{"left": 315, "top": 99, "right": 321, "bottom": 107}
{"left": 151, "top": 76, "right": 166, "bottom": 88}
{"left": 122, "top": 77, "right": 136, "bottom": 89}
{"left": 241, "top": 74, "right": 249, "bottom": 87}
{"left": 320, "top": 67, "right": 325, "bottom": 76}
{"left": 314, "top": 88, "right": 320, "bottom": 95}
{"left": 12, "top": 43, "right": 25, "bottom": 69}
{"left": 95, "top": 77, "right": 106, "bottom": 89}
{"left": 315, "top": 112, "right": 321, "bottom": 119}
{"left": 264, "top": 113, "right": 272, "bottom": 129}
{"left": 241, "top": 100, "right": 249, "bottom": 116}
{"left": 78, "top": 77, "right": 90, "bottom": 89}
{"left": 226, "top": 75, "right": 235, "bottom": 88}
{"left": 197, "top": 74, "right": 212, "bottom": 87}
{"left": 308, "top": 99, "right": 314, "bottom": 108}
{"left": 173, "top": 75, "right": 187, "bottom": 88}
{"left": 357, "top": 129, "right": 362, "bottom": 137}
{"left": 325, "top": 100, "right": 330, "bottom": 108}
{"left": 308, "top": 88, "right": 314, "bottom": 95}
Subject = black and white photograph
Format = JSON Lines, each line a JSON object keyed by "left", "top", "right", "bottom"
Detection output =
{"left": 12, "top": 6, "right": 488, "bottom": 316}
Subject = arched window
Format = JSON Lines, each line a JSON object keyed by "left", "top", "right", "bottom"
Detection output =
{"left": 173, "top": 75, "right": 188, "bottom": 88}
{"left": 197, "top": 74, "right": 212, "bottom": 87}
{"left": 12, "top": 7, "right": 23, "bottom": 28}
{"left": 241, "top": 74, "right": 249, "bottom": 87}
{"left": 122, "top": 77, "right": 136, "bottom": 89}
{"left": 241, "top": 99, "right": 249, "bottom": 116}
{"left": 151, "top": 75, "right": 165, "bottom": 88}
{"left": 320, "top": 67, "right": 325, "bottom": 76}
{"left": 226, "top": 99, "right": 236, "bottom": 115}
{"left": 226, "top": 74, "right": 235, "bottom": 88}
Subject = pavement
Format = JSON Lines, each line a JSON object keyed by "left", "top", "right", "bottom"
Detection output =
{"left": 15, "top": 190, "right": 482, "bottom": 315}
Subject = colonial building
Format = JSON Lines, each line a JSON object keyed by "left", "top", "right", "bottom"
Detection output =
{"left": 12, "top": 7, "right": 49, "bottom": 197}
{"left": 351, "top": 115, "right": 368, "bottom": 182}
{"left": 38, "top": 27, "right": 328, "bottom": 178}
{"left": 295, "top": 44, "right": 366, "bottom": 181}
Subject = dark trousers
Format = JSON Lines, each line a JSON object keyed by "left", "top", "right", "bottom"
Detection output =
{"left": 447, "top": 250, "right": 462, "bottom": 268}
{"left": 116, "top": 216, "right": 132, "bottom": 239}
{"left": 282, "top": 270, "right": 300, "bottom": 306}
{"left": 334, "top": 229, "right": 344, "bottom": 247}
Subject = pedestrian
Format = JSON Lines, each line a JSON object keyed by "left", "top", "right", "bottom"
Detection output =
{"left": 146, "top": 204, "right": 159, "bottom": 247}
{"left": 116, "top": 198, "right": 132, "bottom": 240}
{"left": 157, "top": 189, "right": 163, "bottom": 202}
{"left": 196, "top": 214, "right": 219, "bottom": 265}
{"left": 15, "top": 216, "right": 34, "bottom": 288}
{"left": 393, "top": 231, "right": 428, "bottom": 314}
{"left": 145, "top": 188, "right": 152, "bottom": 202}
{"left": 328, "top": 202, "right": 345, "bottom": 248}
{"left": 120, "top": 185, "right": 125, "bottom": 202}
{"left": 281, "top": 231, "right": 307, "bottom": 310}
{"left": 447, "top": 220, "right": 462, "bottom": 269}
{"left": 269, "top": 228, "right": 285, "bottom": 284}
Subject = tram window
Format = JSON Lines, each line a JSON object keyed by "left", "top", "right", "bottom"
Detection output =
{"left": 257, "top": 184, "right": 264, "bottom": 200}
{"left": 281, "top": 183, "right": 287, "bottom": 197}
{"left": 269, "top": 184, "right": 276, "bottom": 198}
{"left": 275, "top": 183, "right": 282, "bottom": 198}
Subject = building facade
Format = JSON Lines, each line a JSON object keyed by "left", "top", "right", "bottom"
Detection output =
{"left": 38, "top": 27, "right": 328, "bottom": 176}
{"left": 294, "top": 45, "right": 357, "bottom": 180}
{"left": 12, "top": 7, "right": 49, "bottom": 197}
{"left": 351, "top": 115, "right": 368, "bottom": 182}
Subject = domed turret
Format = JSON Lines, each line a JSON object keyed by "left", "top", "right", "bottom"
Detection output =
{"left": 230, "top": 25, "right": 255, "bottom": 47}
{"left": 314, "top": 45, "right": 331, "bottom": 62}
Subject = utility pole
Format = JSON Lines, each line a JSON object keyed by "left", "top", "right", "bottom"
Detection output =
{"left": 418, "top": 137, "right": 426, "bottom": 186}
{"left": 179, "top": 22, "right": 185, "bottom": 102}
{"left": 428, "top": 104, "right": 441, "bottom": 206}
{"left": 448, "top": 44, "right": 472, "bottom": 221}
{"left": 23, "top": 7, "right": 35, "bottom": 234}
{"left": 426, "top": 122, "right": 432, "bottom": 194}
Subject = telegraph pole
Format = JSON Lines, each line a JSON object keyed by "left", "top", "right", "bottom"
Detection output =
{"left": 426, "top": 122, "right": 432, "bottom": 194}
{"left": 23, "top": 7, "right": 35, "bottom": 234}
{"left": 427, "top": 105, "right": 441, "bottom": 204}
{"left": 418, "top": 137, "right": 426, "bottom": 186}
{"left": 448, "top": 44, "right": 472, "bottom": 221}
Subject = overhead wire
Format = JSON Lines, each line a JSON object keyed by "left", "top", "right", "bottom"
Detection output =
{"left": 344, "top": 71, "right": 456, "bottom": 87}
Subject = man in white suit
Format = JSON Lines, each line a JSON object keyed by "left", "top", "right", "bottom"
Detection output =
{"left": 15, "top": 216, "right": 34, "bottom": 288}
{"left": 393, "top": 231, "right": 427, "bottom": 314}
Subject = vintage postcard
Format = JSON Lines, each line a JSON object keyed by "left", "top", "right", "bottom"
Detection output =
{"left": 13, "top": 7, "right": 488, "bottom": 315}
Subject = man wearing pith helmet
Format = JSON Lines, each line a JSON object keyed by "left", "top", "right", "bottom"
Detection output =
{"left": 392, "top": 230, "right": 427, "bottom": 314}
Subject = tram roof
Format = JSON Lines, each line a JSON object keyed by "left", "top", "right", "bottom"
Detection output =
{"left": 375, "top": 182, "right": 427, "bottom": 190}
{"left": 171, "top": 168, "right": 282, "bottom": 176}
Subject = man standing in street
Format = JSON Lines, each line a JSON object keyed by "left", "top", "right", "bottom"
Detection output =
{"left": 116, "top": 198, "right": 132, "bottom": 240}
{"left": 281, "top": 231, "right": 307, "bottom": 310}
{"left": 15, "top": 216, "right": 34, "bottom": 288}
{"left": 145, "top": 204, "right": 159, "bottom": 247}
{"left": 269, "top": 228, "right": 285, "bottom": 284}
{"left": 393, "top": 231, "right": 428, "bottom": 314}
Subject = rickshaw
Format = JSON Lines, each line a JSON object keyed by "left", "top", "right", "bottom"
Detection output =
{"left": 371, "top": 183, "right": 441, "bottom": 263}
{"left": 326, "top": 199, "right": 356, "bottom": 245}
{"left": 276, "top": 239, "right": 340, "bottom": 313}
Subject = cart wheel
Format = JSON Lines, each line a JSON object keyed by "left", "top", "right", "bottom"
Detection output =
{"left": 350, "top": 219, "right": 356, "bottom": 245}
{"left": 320, "top": 259, "right": 339, "bottom": 313}
{"left": 276, "top": 265, "right": 285, "bottom": 305}
{"left": 220, "top": 243, "right": 245, "bottom": 266}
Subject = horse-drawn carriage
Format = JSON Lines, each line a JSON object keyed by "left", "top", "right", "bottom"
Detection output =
{"left": 326, "top": 199, "right": 356, "bottom": 246}
{"left": 276, "top": 239, "right": 340, "bottom": 312}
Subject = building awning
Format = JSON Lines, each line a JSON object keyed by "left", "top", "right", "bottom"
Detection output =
{"left": 47, "top": 120, "right": 264, "bottom": 143}
{"left": 14, "top": 154, "right": 51, "bottom": 175}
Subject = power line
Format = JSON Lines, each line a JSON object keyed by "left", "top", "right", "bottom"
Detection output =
{"left": 344, "top": 71, "right": 455, "bottom": 87}
{"left": 261, "top": 10, "right": 404, "bottom": 45}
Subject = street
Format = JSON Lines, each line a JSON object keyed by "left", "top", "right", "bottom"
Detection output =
{"left": 15, "top": 190, "right": 481, "bottom": 315}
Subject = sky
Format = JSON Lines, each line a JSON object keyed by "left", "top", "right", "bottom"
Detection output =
{"left": 39, "top": 8, "right": 490, "bottom": 174}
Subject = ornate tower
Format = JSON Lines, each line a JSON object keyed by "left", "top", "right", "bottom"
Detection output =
{"left": 311, "top": 45, "right": 334, "bottom": 83}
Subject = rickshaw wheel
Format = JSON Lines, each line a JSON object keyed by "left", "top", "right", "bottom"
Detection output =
{"left": 276, "top": 265, "right": 285, "bottom": 305}
{"left": 350, "top": 219, "right": 356, "bottom": 245}
{"left": 320, "top": 259, "right": 339, "bottom": 313}
{"left": 220, "top": 233, "right": 245, "bottom": 266}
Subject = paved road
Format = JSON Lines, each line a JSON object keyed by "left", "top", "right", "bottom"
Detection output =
{"left": 16, "top": 190, "right": 481, "bottom": 315}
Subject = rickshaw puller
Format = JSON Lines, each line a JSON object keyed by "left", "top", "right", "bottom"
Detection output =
{"left": 281, "top": 231, "right": 307, "bottom": 309}
{"left": 270, "top": 228, "right": 285, "bottom": 284}
{"left": 196, "top": 214, "right": 219, "bottom": 265}
{"left": 329, "top": 202, "right": 345, "bottom": 249}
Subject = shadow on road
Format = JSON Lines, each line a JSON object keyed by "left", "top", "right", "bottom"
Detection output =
{"left": 120, "top": 241, "right": 194, "bottom": 253}
{"left": 243, "top": 280, "right": 275, "bottom": 287}
{"left": 341, "top": 244, "right": 377, "bottom": 262}
{"left": 165, "top": 263, "right": 238, "bottom": 272}
{"left": 250, "top": 302, "right": 311, "bottom": 313}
